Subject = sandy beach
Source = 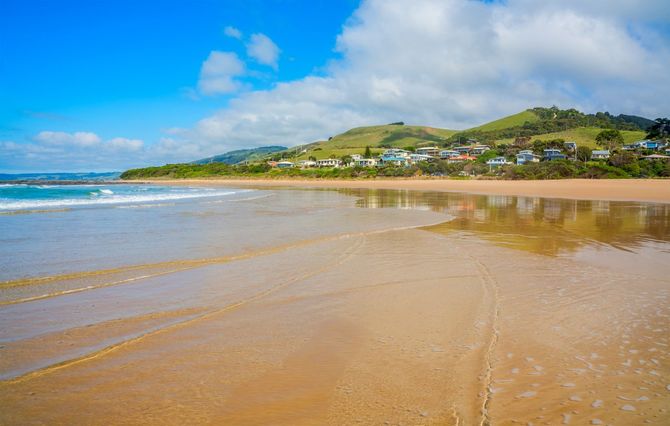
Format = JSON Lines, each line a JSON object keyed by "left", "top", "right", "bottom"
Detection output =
{"left": 138, "top": 178, "right": 670, "bottom": 203}
{"left": 1, "top": 186, "right": 669, "bottom": 425}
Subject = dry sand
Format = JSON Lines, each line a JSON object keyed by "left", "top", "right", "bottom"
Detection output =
{"left": 141, "top": 178, "right": 670, "bottom": 203}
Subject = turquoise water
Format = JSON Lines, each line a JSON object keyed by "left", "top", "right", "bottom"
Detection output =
{"left": 0, "top": 184, "right": 239, "bottom": 211}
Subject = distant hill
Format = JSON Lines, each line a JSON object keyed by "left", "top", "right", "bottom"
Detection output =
{"left": 192, "top": 146, "right": 287, "bottom": 165}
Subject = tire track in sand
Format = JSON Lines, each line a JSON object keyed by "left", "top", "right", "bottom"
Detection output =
{"left": 472, "top": 257, "right": 502, "bottom": 426}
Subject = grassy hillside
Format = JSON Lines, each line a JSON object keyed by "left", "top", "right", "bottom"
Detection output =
{"left": 496, "top": 127, "right": 646, "bottom": 149}
{"left": 287, "top": 124, "right": 458, "bottom": 160}
{"left": 193, "top": 146, "right": 286, "bottom": 165}
{"left": 467, "top": 110, "right": 540, "bottom": 132}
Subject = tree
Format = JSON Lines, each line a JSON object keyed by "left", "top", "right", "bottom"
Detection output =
{"left": 341, "top": 155, "right": 352, "bottom": 165}
{"left": 609, "top": 151, "right": 636, "bottom": 168}
{"left": 595, "top": 129, "right": 624, "bottom": 151}
{"left": 403, "top": 146, "right": 416, "bottom": 152}
{"left": 576, "top": 146, "right": 592, "bottom": 162}
{"left": 646, "top": 118, "right": 670, "bottom": 140}
{"left": 364, "top": 146, "right": 372, "bottom": 158}
{"left": 308, "top": 155, "right": 317, "bottom": 162}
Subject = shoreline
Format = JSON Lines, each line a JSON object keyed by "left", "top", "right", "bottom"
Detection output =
{"left": 129, "top": 178, "right": 670, "bottom": 203}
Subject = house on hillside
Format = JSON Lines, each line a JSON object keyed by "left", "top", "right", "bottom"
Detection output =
{"left": 447, "top": 155, "right": 476, "bottom": 164}
{"left": 276, "top": 161, "right": 294, "bottom": 169}
{"left": 439, "top": 149, "right": 459, "bottom": 159}
{"left": 454, "top": 146, "right": 472, "bottom": 155}
{"left": 471, "top": 145, "right": 491, "bottom": 156}
{"left": 378, "top": 156, "right": 409, "bottom": 166}
{"left": 564, "top": 141, "right": 577, "bottom": 152}
{"left": 591, "top": 150, "right": 610, "bottom": 160}
{"left": 316, "top": 159, "right": 342, "bottom": 167}
{"left": 297, "top": 160, "right": 316, "bottom": 168}
{"left": 355, "top": 158, "right": 377, "bottom": 167}
{"left": 642, "top": 154, "right": 670, "bottom": 161}
{"left": 409, "top": 153, "right": 434, "bottom": 164}
{"left": 626, "top": 140, "right": 667, "bottom": 150}
{"left": 350, "top": 154, "right": 363, "bottom": 161}
{"left": 516, "top": 150, "right": 541, "bottom": 165}
{"left": 486, "top": 157, "right": 512, "bottom": 168}
{"left": 382, "top": 148, "right": 411, "bottom": 158}
{"left": 416, "top": 147, "right": 440, "bottom": 157}
{"left": 543, "top": 148, "right": 567, "bottom": 161}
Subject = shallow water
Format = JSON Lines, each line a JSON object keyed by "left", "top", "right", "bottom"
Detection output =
{"left": 1, "top": 186, "right": 668, "bottom": 425}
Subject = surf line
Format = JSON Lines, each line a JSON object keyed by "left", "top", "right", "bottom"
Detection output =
{"left": 1, "top": 236, "right": 366, "bottom": 385}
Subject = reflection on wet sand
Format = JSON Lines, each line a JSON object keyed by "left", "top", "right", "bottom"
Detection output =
{"left": 345, "top": 188, "right": 670, "bottom": 257}
{"left": 1, "top": 188, "right": 669, "bottom": 425}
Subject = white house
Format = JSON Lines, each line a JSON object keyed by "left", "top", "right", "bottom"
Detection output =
{"left": 409, "top": 153, "right": 434, "bottom": 164}
{"left": 316, "top": 159, "right": 342, "bottom": 167}
{"left": 486, "top": 157, "right": 512, "bottom": 168}
{"left": 350, "top": 154, "right": 362, "bottom": 161}
{"left": 591, "top": 150, "right": 610, "bottom": 160}
{"left": 297, "top": 160, "right": 316, "bottom": 168}
{"left": 355, "top": 158, "right": 377, "bottom": 167}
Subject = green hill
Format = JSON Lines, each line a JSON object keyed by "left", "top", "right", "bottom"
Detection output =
{"left": 192, "top": 146, "right": 287, "bottom": 165}
{"left": 468, "top": 110, "right": 540, "bottom": 132}
{"left": 496, "top": 127, "right": 646, "bottom": 149}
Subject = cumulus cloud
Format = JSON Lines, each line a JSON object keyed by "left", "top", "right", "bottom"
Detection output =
{"left": 0, "top": 132, "right": 147, "bottom": 171}
{"left": 224, "top": 26, "right": 242, "bottom": 39}
{"left": 172, "top": 0, "right": 669, "bottom": 159}
{"left": 34, "top": 131, "right": 101, "bottom": 147}
{"left": 246, "top": 33, "right": 280, "bottom": 69}
{"left": 197, "top": 51, "right": 246, "bottom": 95}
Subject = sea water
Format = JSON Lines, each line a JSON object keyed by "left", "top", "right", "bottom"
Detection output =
{"left": 0, "top": 183, "right": 239, "bottom": 211}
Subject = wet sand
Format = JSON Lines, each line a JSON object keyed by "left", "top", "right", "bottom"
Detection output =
{"left": 1, "top": 189, "right": 669, "bottom": 425}
{"left": 141, "top": 178, "right": 670, "bottom": 203}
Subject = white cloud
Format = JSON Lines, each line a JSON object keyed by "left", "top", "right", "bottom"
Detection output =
{"left": 197, "top": 51, "right": 246, "bottom": 95}
{"left": 224, "top": 26, "right": 243, "bottom": 39}
{"left": 107, "top": 137, "right": 144, "bottom": 151}
{"left": 34, "top": 131, "right": 101, "bottom": 147}
{"left": 171, "top": 0, "right": 668, "bottom": 159}
{"left": 246, "top": 33, "right": 280, "bottom": 69}
{"left": 1, "top": 132, "right": 148, "bottom": 171}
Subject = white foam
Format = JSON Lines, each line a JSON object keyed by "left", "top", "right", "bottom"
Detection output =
{"left": 0, "top": 190, "right": 241, "bottom": 210}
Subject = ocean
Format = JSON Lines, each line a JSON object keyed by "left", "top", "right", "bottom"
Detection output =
{"left": 0, "top": 183, "right": 240, "bottom": 211}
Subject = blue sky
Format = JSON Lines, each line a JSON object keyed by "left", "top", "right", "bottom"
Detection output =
{"left": 1, "top": 0, "right": 669, "bottom": 172}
